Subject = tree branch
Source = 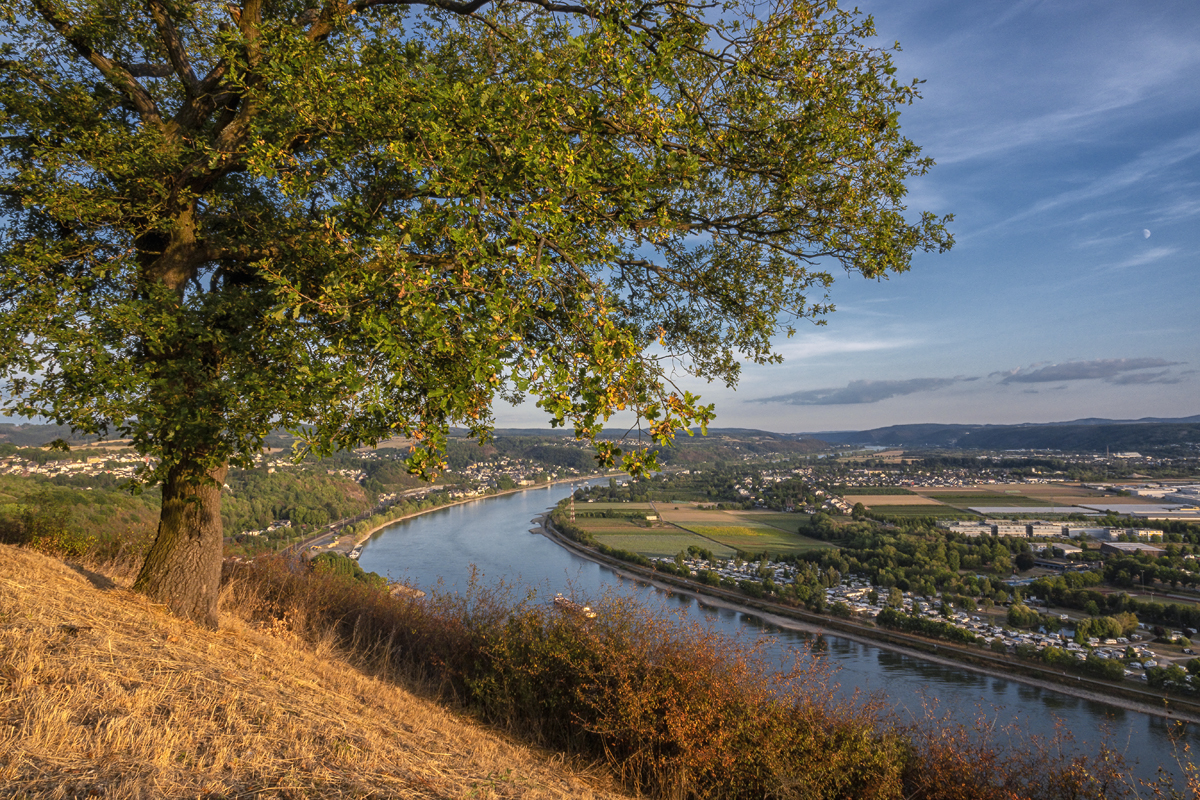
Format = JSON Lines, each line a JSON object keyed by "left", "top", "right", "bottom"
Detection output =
{"left": 29, "top": 0, "right": 166, "bottom": 131}
{"left": 146, "top": 0, "right": 200, "bottom": 96}
{"left": 120, "top": 62, "right": 174, "bottom": 78}
{"left": 304, "top": 0, "right": 594, "bottom": 40}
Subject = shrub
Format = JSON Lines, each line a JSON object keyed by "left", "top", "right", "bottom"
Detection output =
{"left": 222, "top": 557, "right": 1135, "bottom": 800}
{"left": 877, "top": 608, "right": 978, "bottom": 646}
{"left": 0, "top": 496, "right": 153, "bottom": 565}
{"left": 225, "top": 558, "right": 922, "bottom": 799}
{"left": 310, "top": 552, "right": 387, "bottom": 589}
{"left": 738, "top": 579, "right": 765, "bottom": 598}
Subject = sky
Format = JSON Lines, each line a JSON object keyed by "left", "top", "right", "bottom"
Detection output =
{"left": 497, "top": 0, "right": 1200, "bottom": 434}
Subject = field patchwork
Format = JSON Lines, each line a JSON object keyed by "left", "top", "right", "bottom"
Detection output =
{"left": 850, "top": 495, "right": 945, "bottom": 507}
{"left": 919, "top": 493, "right": 1052, "bottom": 508}
{"left": 728, "top": 512, "right": 814, "bottom": 534}
{"left": 590, "top": 532, "right": 737, "bottom": 558}
{"left": 684, "top": 525, "right": 832, "bottom": 556}
{"left": 867, "top": 505, "right": 977, "bottom": 518}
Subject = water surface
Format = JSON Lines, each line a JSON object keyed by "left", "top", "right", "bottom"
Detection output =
{"left": 358, "top": 481, "right": 1192, "bottom": 784}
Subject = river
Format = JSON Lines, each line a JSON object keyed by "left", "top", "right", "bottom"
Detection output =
{"left": 357, "top": 480, "right": 1193, "bottom": 786}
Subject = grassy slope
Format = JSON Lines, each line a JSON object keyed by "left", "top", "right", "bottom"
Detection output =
{"left": 0, "top": 545, "right": 626, "bottom": 799}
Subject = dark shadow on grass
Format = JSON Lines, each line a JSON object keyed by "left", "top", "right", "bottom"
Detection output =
{"left": 67, "top": 562, "right": 119, "bottom": 591}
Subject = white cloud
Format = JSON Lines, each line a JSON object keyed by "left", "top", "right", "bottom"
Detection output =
{"left": 990, "top": 131, "right": 1200, "bottom": 232}
{"left": 1108, "top": 246, "right": 1179, "bottom": 270}
{"left": 774, "top": 333, "right": 919, "bottom": 360}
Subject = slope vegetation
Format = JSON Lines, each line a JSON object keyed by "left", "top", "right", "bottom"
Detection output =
{"left": 0, "top": 545, "right": 624, "bottom": 799}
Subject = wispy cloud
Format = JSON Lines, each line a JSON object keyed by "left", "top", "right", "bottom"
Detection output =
{"left": 756, "top": 377, "right": 959, "bottom": 406}
{"left": 1108, "top": 370, "right": 1183, "bottom": 385}
{"left": 775, "top": 333, "right": 919, "bottom": 360}
{"left": 1108, "top": 246, "right": 1180, "bottom": 270}
{"left": 986, "top": 131, "right": 1200, "bottom": 232}
{"left": 993, "top": 358, "right": 1182, "bottom": 384}
{"left": 909, "top": 5, "right": 1200, "bottom": 168}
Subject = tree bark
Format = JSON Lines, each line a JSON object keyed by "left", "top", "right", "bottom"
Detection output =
{"left": 133, "top": 459, "right": 229, "bottom": 629}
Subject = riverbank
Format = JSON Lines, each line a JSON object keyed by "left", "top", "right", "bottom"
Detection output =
{"left": 338, "top": 475, "right": 609, "bottom": 552}
{"left": 533, "top": 513, "right": 1200, "bottom": 726}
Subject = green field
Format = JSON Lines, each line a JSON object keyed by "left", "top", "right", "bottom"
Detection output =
{"left": 869, "top": 505, "right": 978, "bottom": 518}
{"left": 728, "top": 512, "right": 813, "bottom": 534}
{"left": 928, "top": 494, "right": 1050, "bottom": 508}
{"left": 576, "top": 502, "right": 655, "bottom": 511}
{"left": 575, "top": 511, "right": 831, "bottom": 558}
{"left": 572, "top": 519, "right": 652, "bottom": 534}
{"left": 686, "top": 525, "right": 832, "bottom": 556}
{"left": 592, "top": 532, "right": 737, "bottom": 558}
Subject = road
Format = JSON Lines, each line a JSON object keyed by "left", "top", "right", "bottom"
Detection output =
{"left": 281, "top": 485, "right": 445, "bottom": 559}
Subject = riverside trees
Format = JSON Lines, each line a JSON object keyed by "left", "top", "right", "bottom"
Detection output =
{"left": 0, "top": 0, "right": 951, "bottom": 625}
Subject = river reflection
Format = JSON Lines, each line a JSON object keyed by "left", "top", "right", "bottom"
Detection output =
{"left": 357, "top": 480, "right": 1193, "bottom": 785}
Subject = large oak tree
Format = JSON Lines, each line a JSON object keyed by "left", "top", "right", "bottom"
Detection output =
{"left": 0, "top": 0, "right": 951, "bottom": 626}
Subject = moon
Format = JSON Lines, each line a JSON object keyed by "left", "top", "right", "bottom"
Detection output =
{"left": 1143, "top": 229, "right": 1151, "bottom": 238}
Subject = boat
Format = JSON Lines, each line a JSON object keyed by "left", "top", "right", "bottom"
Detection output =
{"left": 553, "top": 593, "right": 597, "bottom": 619}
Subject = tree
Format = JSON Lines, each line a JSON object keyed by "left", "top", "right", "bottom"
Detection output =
{"left": 1007, "top": 603, "right": 1038, "bottom": 628}
{"left": 0, "top": 0, "right": 950, "bottom": 626}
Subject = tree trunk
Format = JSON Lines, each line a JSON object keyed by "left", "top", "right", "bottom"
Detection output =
{"left": 133, "top": 459, "right": 229, "bottom": 629}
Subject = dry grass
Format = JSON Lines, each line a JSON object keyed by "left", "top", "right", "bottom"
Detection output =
{"left": 0, "top": 544, "right": 628, "bottom": 799}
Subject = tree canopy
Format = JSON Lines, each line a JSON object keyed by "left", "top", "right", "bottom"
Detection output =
{"left": 0, "top": 0, "right": 951, "bottom": 624}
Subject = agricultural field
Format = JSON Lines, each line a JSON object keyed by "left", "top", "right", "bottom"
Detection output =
{"left": 867, "top": 505, "right": 977, "bottom": 519}
{"left": 571, "top": 515, "right": 736, "bottom": 557}
{"left": 591, "top": 532, "right": 737, "bottom": 558}
{"left": 917, "top": 493, "right": 1051, "bottom": 508}
{"left": 575, "top": 502, "right": 655, "bottom": 511}
{"left": 1020, "top": 484, "right": 1159, "bottom": 504}
{"left": 840, "top": 487, "right": 915, "bottom": 496}
{"left": 653, "top": 505, "right": 736, "bottom": 524}
{"left": 569, "top": 519, "right": 651, "bottom": 534}
{"left": 850, "top": 495, "right": 945, "bottom": 507}
{"left": 728, "top": 511, "right": 813, "bottom": 534}
{"left": 574, "top": 504, "right": 832, "bottom": 558}
{"left": 684, "top": 524, "right": 832, "bottom": 556}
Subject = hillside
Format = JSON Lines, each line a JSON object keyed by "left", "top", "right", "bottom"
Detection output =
{"left": 809, "top": 418, "right": 1200, "bottom": 452}
{"left": 0, "top": 545, "right": 626, "bottom": 799}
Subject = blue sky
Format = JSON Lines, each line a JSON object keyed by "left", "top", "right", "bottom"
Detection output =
{"left": 504, "top": 0, "right": 1200, "bottom": 433}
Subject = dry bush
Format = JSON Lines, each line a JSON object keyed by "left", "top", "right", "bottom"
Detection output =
{"left": 896, "top": 703, "right": 1138, "bottom": 800}
{"left": 224, "top": 555, "right": 1199, "bottom": 800}
{"left": 0, "top": 545, "right": 629, "bottom": 799}
{"left": 6, "top": 540, "right": 1185, "bottom": 800}
{"left": 221, "top": 558, "right": 996, "bottom": 799}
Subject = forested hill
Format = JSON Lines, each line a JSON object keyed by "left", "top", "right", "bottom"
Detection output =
{"left": 808, "top": 417, "right": 1200, "bottom": 452}
{"left": 0, "top": 422, "right": 90, "bottom": 447}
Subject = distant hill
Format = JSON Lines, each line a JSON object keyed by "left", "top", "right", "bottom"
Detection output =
{"left": 0, "top": 422, "right": 93, "bottom": 447}
{"left": 9, "top": 416, "right": 1196, "bottom": 454}
{"left": 803, "top": 417, "right": 1200, "bottom": 452}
